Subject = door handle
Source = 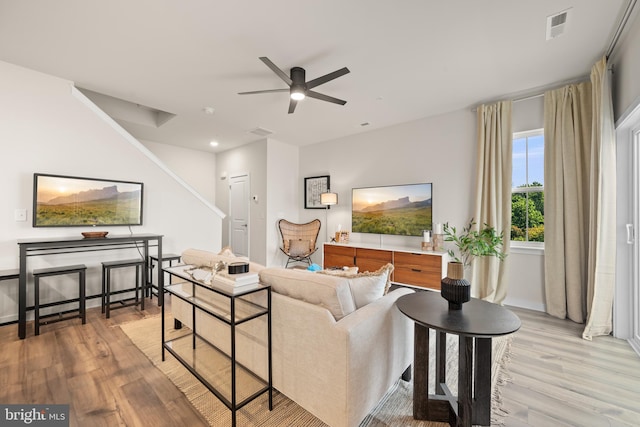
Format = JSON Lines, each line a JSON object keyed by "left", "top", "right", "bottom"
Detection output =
{"left": 627, "top": 224, "right": 634, "bottom": 244}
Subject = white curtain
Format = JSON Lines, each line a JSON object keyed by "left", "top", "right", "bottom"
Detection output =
{"left": 544, "top": 56, "right": 616, "bottom": 339}
{"left": 583, "top": 57, "right": 616, "bottom": 340}
{"left": 472, "top": 101, "right": 512, "bottom": 304}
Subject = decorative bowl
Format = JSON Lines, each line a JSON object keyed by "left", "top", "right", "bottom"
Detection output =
{"left": 81, "top": 231, "right": 108, "bottom": 239}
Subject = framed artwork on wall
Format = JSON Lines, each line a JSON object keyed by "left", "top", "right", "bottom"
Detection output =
{"left": 304, "top": 175, "right": 330, "bottom": 209}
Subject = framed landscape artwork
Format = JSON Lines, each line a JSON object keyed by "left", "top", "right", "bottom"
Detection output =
{"left": 33, "top": 173, "right": 144, "bottom": 227}
{"left": 304, "top": 175, "right": 330, "bottom": 209}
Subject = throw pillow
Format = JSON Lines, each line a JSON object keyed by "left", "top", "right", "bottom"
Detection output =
{"left": 319, "top": 263, "right": 394, "bottom": 309}
{"left": 218, "top": 246, "right": 235, "bottom": 257}
{"left": 288, "top": 239, "right": 311, "bottom": 257}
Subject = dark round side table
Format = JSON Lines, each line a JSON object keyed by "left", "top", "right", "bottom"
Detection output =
{"left": 396, "top": 291, "right": 521, "bottom": 427}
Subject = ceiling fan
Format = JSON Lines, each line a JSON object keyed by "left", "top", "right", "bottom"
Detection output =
{"left": 238, "top": 57, "right": 350, "bottom": 114}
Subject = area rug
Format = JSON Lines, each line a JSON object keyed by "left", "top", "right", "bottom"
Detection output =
{"left": 121, "top": 316, "right": 512, "bottom": 427}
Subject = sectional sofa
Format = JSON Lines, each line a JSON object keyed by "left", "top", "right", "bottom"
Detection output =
{"left": 169, "top": 248, "right": 414, "bottom": 427}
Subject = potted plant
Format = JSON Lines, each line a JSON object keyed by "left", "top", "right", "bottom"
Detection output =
{"left": 441, "top": 219, "right": 506, "bottom": 309}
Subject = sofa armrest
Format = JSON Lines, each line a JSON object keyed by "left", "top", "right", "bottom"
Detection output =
{"left": 273, "top": 287, "right": 415, "bottom": 427}
{"left": 335, "top": 287, "right": 415, "bottom": 423}
{"left": 335, "top": 287, "right": 414, "bottom": 332}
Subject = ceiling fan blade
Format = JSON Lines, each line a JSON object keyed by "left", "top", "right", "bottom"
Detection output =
{"left": 259, "top": 57, "right": 292, "bottom": 85}
{"left": 238, "top": 89, "right": 289, "bottom": 95}
{"left": 306, "top": 90, "right": 347, "bottom": 105}
{"left": 306, "top": 67, "right": 350, "bottom": 90}
{"left": 288, "top": 98, "right": 298, "bottom": 114}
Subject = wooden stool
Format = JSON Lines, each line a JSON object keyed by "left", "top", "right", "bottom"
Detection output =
{"left": 147, "top": 253, "right": 181, "bottom": 302}
{"left": 33, "top": 264, "right": 87, "bottom": 336}
{"left": 0, "top": 269, "right": 20, "bottom": 327}
{"left": 102, "top": 259, "right": 145, "bottom": 319}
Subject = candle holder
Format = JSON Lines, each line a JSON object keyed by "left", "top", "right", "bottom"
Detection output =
{"left": 432, "top": 234, "right": 444, "bottom": 251}
{"left": 421, "top": 241, "right": 433, "bottom": 251}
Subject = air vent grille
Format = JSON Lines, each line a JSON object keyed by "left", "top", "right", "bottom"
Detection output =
{"left": 551, "top": 13, "right": 567, "bottom": 27}
{"left": 249, "top": 127, "right": 273, "bottom": 137}
{"left": 546, "top": 8, "right": 572, "bottom": 40}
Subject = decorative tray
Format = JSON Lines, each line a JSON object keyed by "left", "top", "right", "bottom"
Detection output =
{"left": 81, "top": 231, "right": 109, "bottom": 239}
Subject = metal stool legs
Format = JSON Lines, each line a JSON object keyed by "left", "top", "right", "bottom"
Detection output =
{"left": 101, "top": 259, "right": 146, "bottom": 319}
{"left": 33, "top": 264, "right": 86, "bottom": 336}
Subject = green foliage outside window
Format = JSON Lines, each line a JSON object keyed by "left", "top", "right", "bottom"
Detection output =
{"left": 511, "top": 182, "right": 544, "bottom": 242}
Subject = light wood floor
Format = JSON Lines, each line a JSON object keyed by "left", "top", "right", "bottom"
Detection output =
{"left": 1, "top": 303, "right": 639, "bottom": 426}
{"left": 501, "top": 307, "right": 640, "bottom": 427}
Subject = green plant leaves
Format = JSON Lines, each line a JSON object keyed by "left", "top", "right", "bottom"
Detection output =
{"left": 443, "top": 219, "right": 506, "bottom": 268}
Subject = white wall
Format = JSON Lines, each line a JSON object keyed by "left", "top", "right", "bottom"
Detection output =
{"left": 216, "top": 140, "right": 268, "bottom": 265}
{"left": 611, "top": 10, "right": 640, "bottom": 121}
{"left": 0, "top": 61, "right": 222, "bottom": 322}
{"left": 140, "top": 139, "right": 216, "bottom": 204}
{"left": 299, "top": 109, "right": 476, "bottom": 252}
{"left": 266, "top": 139, "right": 299, "bottom": 267}
{"left": 298, "top": 102, "right": 547, "bottom": 310}
{"left": 215, "top": 138, "right": 300, "bottom": 268}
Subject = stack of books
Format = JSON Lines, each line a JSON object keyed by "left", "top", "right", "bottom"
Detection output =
{"left": 212, "top": 270, "right": 259, "bottom": 291}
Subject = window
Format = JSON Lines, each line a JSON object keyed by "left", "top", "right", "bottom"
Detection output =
{"left": 512, "top": 129, "right": 544, "bottom": 243}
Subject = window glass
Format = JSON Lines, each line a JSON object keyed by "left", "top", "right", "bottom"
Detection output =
{"left": 511, "top": 130, "right": 544, "bottom": 243}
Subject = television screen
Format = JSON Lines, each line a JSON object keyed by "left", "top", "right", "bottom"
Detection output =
{"left": 352, "top": 183, "right": 432, "bottom": 236}
{"left": 33, "top": 173, "right": 143, "bottom": 227}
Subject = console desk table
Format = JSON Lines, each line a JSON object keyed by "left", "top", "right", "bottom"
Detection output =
{"left": 163, "top": 265, "right": 272, "bottom": 427}
{"left": 17, "top": 233, "right": 163, "bottom": 339}
{"left": 396, "top": 291, "right": 520, "bottom": 426}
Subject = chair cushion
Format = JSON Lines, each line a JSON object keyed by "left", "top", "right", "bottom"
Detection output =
{"left": 288, "top": 239, "right": 311, "bottom": 256}
{"left": 319, "top": 263, "right": 394, "bottom": 308}
{"left": 259, "top": 268, "right": 356, "bottom": 320}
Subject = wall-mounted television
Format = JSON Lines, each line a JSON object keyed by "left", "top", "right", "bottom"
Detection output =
{"left": 352, "top": 183, "right": 432, "bottom": 236}
{"left": 33, "top": 173, "right": 143, "bottom": 227}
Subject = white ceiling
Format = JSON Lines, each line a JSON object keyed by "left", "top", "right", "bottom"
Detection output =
{"left": 0, "top": 0, "right": 629, "bottom": 153}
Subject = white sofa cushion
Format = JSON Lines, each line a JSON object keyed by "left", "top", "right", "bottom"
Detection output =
{"left": 259, "top": 268, "right": 356, "bottom": 320}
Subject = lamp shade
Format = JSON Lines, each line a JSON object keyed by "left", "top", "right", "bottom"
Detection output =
{"left": 320, "top": 192, "right": 338, "bottom": 206}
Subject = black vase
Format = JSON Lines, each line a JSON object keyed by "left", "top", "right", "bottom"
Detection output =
{"left": 440, "top": 262, "right": 470, "bottom": 310}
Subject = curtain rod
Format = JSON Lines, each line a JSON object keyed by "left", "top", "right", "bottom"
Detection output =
{"left": 606, "top": 0, "right": 637, "bottom": 58}
{"left": 513, "top": 93, "right": 544, "bottom": 103}
{"left": 470, "top": 75, "right": 589, "bottom": 112}
{"left": 470, "top": 95, "right": 541, "bottom": 113}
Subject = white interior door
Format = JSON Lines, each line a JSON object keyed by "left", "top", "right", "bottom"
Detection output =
{"left": 229, "top": 174, "right": 249, "bottom": 257}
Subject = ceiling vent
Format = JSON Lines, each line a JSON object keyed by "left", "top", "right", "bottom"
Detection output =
{"left": 249, "top": 127, "right": 273, "bottom": 137}
{"left": 546, "top": 8, "right": 571, "bottom": 40}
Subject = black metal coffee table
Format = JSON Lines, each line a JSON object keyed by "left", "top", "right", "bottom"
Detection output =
{"left": 396, "top": 291, "right": 520, "bottom": 427}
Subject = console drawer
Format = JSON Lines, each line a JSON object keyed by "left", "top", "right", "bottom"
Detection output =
{"left": 323, "top": 245, "right": 355, "bottom": 269}
{"left": 393, "top": 252, "right": 442, "bottom": 290}
{"left": 356, "top": 248, "right": 392, "bottom": 274}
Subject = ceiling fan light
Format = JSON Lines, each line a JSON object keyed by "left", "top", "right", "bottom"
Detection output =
{"left": 291, "top": 89, "right": 305, "bottom": 101}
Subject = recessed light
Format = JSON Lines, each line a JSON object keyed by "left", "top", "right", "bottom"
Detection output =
{"left": 203, "top": 107, "right": 215, "bottom": 115}
{"left": 209, "top": 141, "right": 219, "bottom": 147}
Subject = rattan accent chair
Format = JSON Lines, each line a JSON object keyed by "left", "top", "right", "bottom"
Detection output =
{"left": 278, "top": 218, "right": 321, "bottom": 268}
